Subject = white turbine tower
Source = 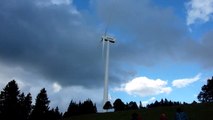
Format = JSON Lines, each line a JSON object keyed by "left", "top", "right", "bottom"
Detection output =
{"left": 101, "top": 1, "right": 116, "bottom": 110}
{"left": 101, "top": 35, "right": 115, "bottom": 111}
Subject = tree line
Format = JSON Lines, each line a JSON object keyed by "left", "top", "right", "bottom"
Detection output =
{"left": 0, "top": 80, "right": 96, "bottom": 120}
{"left": 63, "top": 99, "right": 97, "bottom": 117}
{"left": 0, "top": 76, "right": 212, "bottom": 120}
{"left": 103, "top": 98, "right": 197, "bottom": 112}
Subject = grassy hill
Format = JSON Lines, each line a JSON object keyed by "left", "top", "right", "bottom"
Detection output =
{"left": 63, "top": 103, "right": 213, "bottom": 120}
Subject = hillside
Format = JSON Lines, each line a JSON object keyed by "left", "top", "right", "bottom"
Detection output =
{"left": 64, "top": 103, "right": 213, "bottom": 120}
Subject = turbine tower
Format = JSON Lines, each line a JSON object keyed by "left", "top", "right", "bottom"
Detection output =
{"left": 102, "top": 35, "right": 115, "bottom": 110}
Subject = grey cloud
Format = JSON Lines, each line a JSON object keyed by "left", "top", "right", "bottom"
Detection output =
{"left": 0, "top": 0, "right": 105, "bottom": 87}
{"left": 182, "top": 31, "right": 213, "bottom": 68}
{"left": 95, "top": 0, "right": 187, "bottom": 66}
{"left": 96, "top": 0, "right": 213, "bottom": 70}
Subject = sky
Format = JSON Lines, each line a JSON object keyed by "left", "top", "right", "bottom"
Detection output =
{"left": 1, "top": 0, "right": 213, "bottom": 112}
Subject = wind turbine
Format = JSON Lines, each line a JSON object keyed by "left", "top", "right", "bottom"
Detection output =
{"left": 101, "top": 35, "right": 115, "bottom": 111}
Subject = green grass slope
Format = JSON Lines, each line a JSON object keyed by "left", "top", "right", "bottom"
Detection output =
{"left": 64, "top": 103, "right": 213, "bottom": 120}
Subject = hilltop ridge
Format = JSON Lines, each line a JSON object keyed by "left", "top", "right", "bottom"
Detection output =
{"left": 64, "top": 103, "right": 213, "bottom": 120}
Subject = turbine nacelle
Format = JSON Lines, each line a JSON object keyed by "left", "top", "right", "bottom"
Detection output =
{"left": 102, "top": 35, "right": 115, "bottom": 43}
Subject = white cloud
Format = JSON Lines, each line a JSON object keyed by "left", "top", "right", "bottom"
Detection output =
{"left": 52, "top": 82, "right": 62, "bottom": 93}
{"left": 186, "top": 0, "right": 213, "bottom": 25}
{"left": 115, "top": 77, "right": 172, "bottom": 97}
{"left": 172, "top": 73, "right": 201, "bottom": 88}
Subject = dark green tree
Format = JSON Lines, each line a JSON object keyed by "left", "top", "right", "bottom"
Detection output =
{"left": 164, "top": 98, "right": 169, "bottom": 106}
{"left": 0, "top": 80, "right": 20, "bottom": 120}
{"left": 0, "top": 91, "right": 4, "bottom": 118}
{"left": 191, "top": 100, "right": 197, "bottom": 104}
{"left": 127, "top": 101, "right": 138, "bottom": 110}
{"left": 29, "top": 88, "right": 50, "bottom": 120}
{"left": 18, "top": 93, "right": 26, "bottom": 120}
{"left": 64, "top": 99, "right": 97, "bottom": 118}
{"left": 63, "top": 100, "right": 79, "bottom": 117}
{"left": 103, "top": 101, "right": 113, "bottom": 111}
{"left": 80, "top": 99, "right": 97, "bottom": 114}
{"left": 154, "top": 100, "right": 160, "bottom": 107}
{"left": 18, "top": 93, "right": 32, "bottom": 120}
{"left": 113, "top": 98, "right": 125, "bottom": 112}
{"left": 198, "top": 77, "right": 213, "bottom": 103}
{"left": 25, "top": 93, "right": 32, "bottom": 118}
{"left": 47, "top": 107, "right": 62, "bottom": 120}
{"left": 168, "top": 100, "right": 173, "bottom": 106}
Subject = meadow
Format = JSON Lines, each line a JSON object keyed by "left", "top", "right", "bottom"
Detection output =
{"left": 64, "top": 103, "right": 213, "bottom": 120}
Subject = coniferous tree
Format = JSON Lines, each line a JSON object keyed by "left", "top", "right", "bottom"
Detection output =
{"left": 160, "top": 99, "right": 164, "bottom": 105}
{"left": 146, "top": 99, "right": 183, "bottom": 108}
{"left": 0, "top": 91, "right": 4, "bottom": 118}
{"left": 154, "top": 100, "right": 160, "bottom": 107}
{"left": 81, "top": 99, "right": 97, "bottom": 114}
{"left": 54, "top": 107, "right": 62, "bottom": 119}
{"left": 25, "top": 93, "right": 32, "bottom": 118}
{"left": 29, "top": 88, "right": 50, "bottom": 120}
{"left": 127, "top": 101, "right": 138, "bottom": 110}
{"left": 64, "top": 99, "right": 97, "bottom": 118}
{"left": 168, "top": 100, "right": 173, "bottom": 106}
{"left": 19, "top": 93, "right": 32, "bottom": 120}
{"left": 0, "top": 80, "right": 20, "bottom": 120}
{"left": 47, "top": 107, "right": 62, "bottom": 120}
{"left": 18, "top": 93, "right": 26, "bottom": 120}
{"left": 103, "top": 101, "right": 113, "bottom": 111}
{"left": 164, "top": 98, "right": 169, "bottom": 106}
{"left": 113, "top": 98, "right": 125, "bottom": 112}
{"left": 63, "top": 100, "right": 79, "bottom": 118}
{"left": 191, "top": 100, "right": 197, "bottom": 104}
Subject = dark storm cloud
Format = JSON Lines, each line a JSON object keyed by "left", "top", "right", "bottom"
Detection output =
{"left": 0, "top": 0, "right": 105, "bottom": 87}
